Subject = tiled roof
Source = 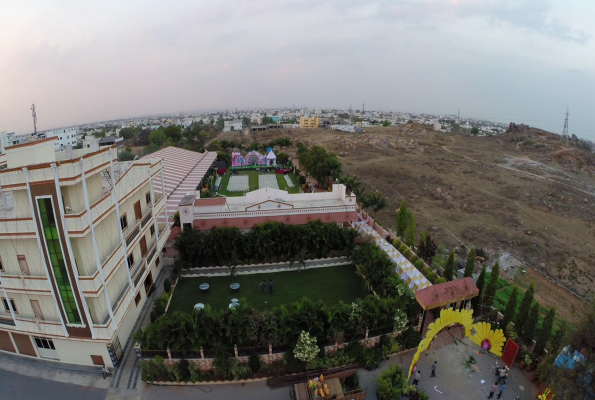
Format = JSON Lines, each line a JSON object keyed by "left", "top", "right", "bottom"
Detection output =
{"left": 142, "top": 147, "right": 217, "bottom": 223}
{"left": 415, "top": 277, "right": 479, "bottom": 310}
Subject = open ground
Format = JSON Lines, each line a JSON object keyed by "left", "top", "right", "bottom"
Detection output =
{"left": 218, "top": 126, "right": 595, "bottom": 326}
{"left": 216, "top": 170, "right": 299, "bottom": 197}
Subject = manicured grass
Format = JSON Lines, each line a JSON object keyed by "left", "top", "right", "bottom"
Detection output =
{"left": 168, "top": 265, "right": 367, "bottom": 313}
{"left": 275, "top": 173, "right": 300, "bottom": 193}
{"left": 216, "top": 170, "right": 298, "bottom": 197}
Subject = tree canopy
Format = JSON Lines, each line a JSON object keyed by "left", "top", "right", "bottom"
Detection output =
{"left": 298, "top": 145, "right": 341, "bottom": 188}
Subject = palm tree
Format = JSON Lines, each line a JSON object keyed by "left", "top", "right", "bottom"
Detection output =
{"left": 364, "top": 192, "right": 388, "bottom": 228}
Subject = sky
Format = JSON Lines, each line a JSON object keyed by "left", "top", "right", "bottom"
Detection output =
{"left": 1, "top": 0, "right": 594, "bottom": 140}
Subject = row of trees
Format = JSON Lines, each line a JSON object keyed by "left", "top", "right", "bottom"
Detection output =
{"left": 135, "top": 292, "right": 418, "bottom": 351}
{"left": 174, "top": 220, "right": 357, "bottom": 268}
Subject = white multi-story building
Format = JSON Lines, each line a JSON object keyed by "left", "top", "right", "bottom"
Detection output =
{"left": 44, "top": 127, "right": 79, "bottom": 151}
{"left": 223, "top": 120, "right": 243, "bottom": 132}
{"left": 0, "top": 137, "right": 170, "bottom": 368}
{"left": 1, "top": 131, "right": 24, "bottom": 154}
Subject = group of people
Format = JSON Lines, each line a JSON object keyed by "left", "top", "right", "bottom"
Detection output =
{"left": 488, "top": 366, "right": 509, "bottom": 399}
{"left": 261, "top": 279, "right": 274, "bottom": 294}
{"left": 411, "top": 361, "right": 437, "bottom": 386}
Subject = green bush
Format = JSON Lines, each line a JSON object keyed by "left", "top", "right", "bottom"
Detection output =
{"left": 248, "top": 353, "right": 260, "bottom": 375}
{"left": 414, "top": 260, "right": 424, "bottom": 270}
{"left": 411, "top": 255, "right": 419, "bottom": 263}
{"left": 177, "top": 359, "right": 190, "bottom": 381}
{"left": 422, "top": 267, "right": 433, "bottom": 276}
{"left": 397, "top": 328, "right": 422, "bottom": 349}
{"left": 392, "top": 239, "right": 401, "bottom": 248}
{"left": 298, "top": 175, "right": 306, "bottom": 185}
{"left": 524, "top": 138, "right": 534, "bottom": 145}
{"left": 403, "top": 249, "right": 411, "bottom": 257}
{"left": 376, "top": 364, "right": 408, "bottom": 400}
{"left": 427, "top": 272, "right": 439, "bottom": 283}
{"left": 164, "top": 278, "right": 171, "bottom": 293}
{"left": 399, "top": 244, "right": 408, "bottom": 253}
{"left": 434, "top": 277, "right": 447, "bottom": 284}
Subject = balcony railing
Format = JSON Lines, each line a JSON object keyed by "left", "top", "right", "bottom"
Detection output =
{"left": 140, "top": 208, "right": 152, "bottom": 229}
{"left": 0, "top": 317, "right": 15, "bottom": 326}
{"left": 145, "top": 241, "right": 157, "bottom": 264}
{"left": 125, "top": 224, "right": 140, "bottom": 246}
{"left": 133, "top": 264, "right": 146, "bottom": 287}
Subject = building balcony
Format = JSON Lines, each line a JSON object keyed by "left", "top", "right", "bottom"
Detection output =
{"left": 0, "top": 316, "right": 16, "bottom": 327}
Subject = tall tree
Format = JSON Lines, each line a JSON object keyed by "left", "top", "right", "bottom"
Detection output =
{"left": 533, "top": 307, "right": 556, "bottom": 357}
{"left": 298, "top": 146, "right": 341, "bottom": 188}
{"left": 404, "top": 216, "right": 416, "bottom": 248}
{"left": 149, "top": 129, "right": 166, "bottom": 147}
{"left": 547, "top": 321, "right": 565, "bottom": 355}
{"left": 417, "top": 235, "right": 437, "bottom": 264}
{"left": 443, "top": 250, "right": 456, "bottom": 281}
{"left": 395, "top": 201, "right": 410, "bottom": 238}
{"left": 364, "top": 192, "right": 388, "bottom": 228}
{"left": 471, "top": 264, "right": 487, "bottom": 311}
{"left": 463, "top": 248, "right": 476, "bottom": 277}
{"left": 515, "top": 282, "right": 535, "bottom": 334}
{"left": 522, "top": 302, "right": 539, "bottom": 344}
{"left": 500, "top": 286, "right": 519, "bottom": 331}
{"left": 482, "top": 261, "right": 500, "bottom": 309}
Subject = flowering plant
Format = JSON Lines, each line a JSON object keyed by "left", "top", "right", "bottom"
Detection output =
{"left": 393, "top": 309, "right": 407, "bottom": 333}
{"left": 293, "top": 331, "right": 318, "bottom": 362}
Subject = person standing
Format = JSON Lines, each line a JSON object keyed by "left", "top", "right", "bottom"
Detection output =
{"left": 431, "top": 361, "right": 437, "bottom": 377}
{"left": 269, "top": 279, "right": 274, "bottom": 294}
{"left": 497, "top": 382, "right": 506, "bottom": 399}
{"left": 488, "top": 382, "right": 498, "bottom": 399}
{"left": 412, "top": 370, "right": 421, "bottom": 386}
{"left": 262, "top": 279, "right": 267, "bottom": 294}
{"left": 498, "top": 367, "right": 507, "bottom": 383}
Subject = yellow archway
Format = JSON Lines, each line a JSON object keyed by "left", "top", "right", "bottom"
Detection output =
{"left": 407, "top": 308, "right": 474, "bottom": 380}
{"left": 469, "top": 321, "right": 506, "bottom": 357}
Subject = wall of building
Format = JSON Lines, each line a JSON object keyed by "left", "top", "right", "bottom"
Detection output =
{"left": 0, "top": 238, "right": 45, "bottom": 277}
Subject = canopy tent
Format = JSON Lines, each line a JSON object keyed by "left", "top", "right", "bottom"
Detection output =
{"left": 266, "top": 150, "right": 277, "bottom": 166}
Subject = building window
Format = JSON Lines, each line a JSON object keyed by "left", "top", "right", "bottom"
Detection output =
{"left": 155, "top": 257, "right": 160, "bottom": 268}
{"left": 120, "top": 214, "right": 128, "bottom": 231}
{"left": 145, "top": 192, "right": 151, "bottom": 205}
{"left": 17, "top": 255, "right": 29, "bottom": 275}
{"left": 127, "top": 253, "right": 134, "bottom": 269}
{"left": 2, "top": 298, "right": 18, "bottom": 313}
{"left": 34, "top": 337, "right": 56, "bottom": 350}
{"left": 37, "top": 197, "right": 82, "bottom": 325}
{"left": 150, "top": 225, "right": 155, "bottom": 237}
{"left": 135, "top": 292, "right": 141, "bottom": 306}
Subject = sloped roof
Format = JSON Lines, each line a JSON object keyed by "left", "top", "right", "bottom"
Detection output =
{"left": 415, "top": 277, "right": 479, "bottom": 310}
{"left": 266, "top": 151, "right": 276, "bottom": 159}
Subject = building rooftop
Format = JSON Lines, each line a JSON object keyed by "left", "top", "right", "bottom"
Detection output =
{"left": 415, "top": 277, "right": 479, "bottom": 310}
{"left": 141, "top": 146, "right": 217, "bottom": 223}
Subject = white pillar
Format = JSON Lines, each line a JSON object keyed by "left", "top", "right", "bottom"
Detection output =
{"left": 108, "top": 149, "right": 135, "bottom": 291}
{"left": 79, "top": 159, "right": 118, "bottom": 329}
{"left": 51, "top": 164, "right": 97, "bottom": 338}
{"left": 148, "top": 166, "right": 159, "bottom": 241}
{"left": 22, "top": 168, "right": 69, "bottom": 337}
{"left": 159, "top": 160, "right": 168, "bottom": 222}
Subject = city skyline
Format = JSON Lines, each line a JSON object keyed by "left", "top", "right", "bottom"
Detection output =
{"left": 2, "top": 0, "right": 594, "bottom": 140}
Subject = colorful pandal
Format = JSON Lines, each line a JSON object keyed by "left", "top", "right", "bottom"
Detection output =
{"left": 469, "top": 322, "right": 507, "bottom": 357}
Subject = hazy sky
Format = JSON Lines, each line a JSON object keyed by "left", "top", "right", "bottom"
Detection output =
{"left": 1, "top": 0, "right": 594, "bottom": 140}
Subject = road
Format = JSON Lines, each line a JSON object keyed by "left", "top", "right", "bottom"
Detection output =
{"left": 142, "top": 380, "right": 289, "bottom": 399}
{"left": 0, "top": 368, "right": 107, "bottom": 400}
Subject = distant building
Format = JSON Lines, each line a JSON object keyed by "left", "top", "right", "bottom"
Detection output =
{"left": 282, "top": 124, "right": 300, "bottom": 129}
{"left": 0, "top": 131, "right": 22, "bottom": 153}
{"left": 331, "top": 125, "right": 356, "bottom": 132}
{"left": 300, "top": 117, "right": 319, "bottom": 128}
{"left": 43, "top": 127, "right": 79, "bottom": 151}
{"left": 223, "top": 120, "right": 243, "bottom": 132}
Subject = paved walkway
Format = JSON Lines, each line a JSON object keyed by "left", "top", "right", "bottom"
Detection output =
{"left": 109, "top": 267, "right": 168, "bottom": 397}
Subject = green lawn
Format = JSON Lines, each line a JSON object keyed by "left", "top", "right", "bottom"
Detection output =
{"left": 168, "top": 265, "right": 367, "bottom": 313}
{"left": 216, "top": 170, "right": 299, "bottom": 197}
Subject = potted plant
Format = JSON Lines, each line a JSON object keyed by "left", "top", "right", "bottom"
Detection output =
{"left": 524, "top": 353, "right": 534, "bottom": 371}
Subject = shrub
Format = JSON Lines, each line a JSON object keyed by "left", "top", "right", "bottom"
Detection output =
{"left": 164, "top": 278, "right": 171, "bottom": 293}
{"left": 344, "top": 341, "right": 366, "bottom": 366}
{"left": 177, "top": 359, "right": 190, "bottom": 381}
{"left": 399, "top": 244, "right": 408, "bottom": 253}
{"left": 294, "top": 331, "right": 318, "bottom": 362}
{"left": 422, "top": 267, "right": 433, "bottom": 276}
{"left": 434, "top": 277, "right": 447, "bottom": 284}
{"left": 376, "top": 364, "right": 407, "bottom": 400}
{"left": 392, "top": 239, "right": 401, "bottom": 248}
{"left": 524, "top": 138, "right": 534, "bottom": 145}
{"left": 414, "top": 260, "right": 424, "bottom": 270}
{"left": 298, "top": 175, "right": 306, "bottom": 185}
{"left": 397, "top": 328, "right": 422, "bottom": 349}
{"left": 403, "top": 249, "right": 411, "bottom": 257}
{"left": 213, "top": 348, "right": 233, "bottom": 379}
{"left": 248, "top": 353, "right": 260, "bottom": 375}
{"left": 411, "top": 255, "right": 419, "bottom": 263}
{"left": 427, "top": 272, "right": 439, "bottom": 283}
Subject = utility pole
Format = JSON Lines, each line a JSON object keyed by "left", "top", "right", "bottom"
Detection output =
{"left": 561, "top": 106, "right": 569, "bottom": 145}
{"left": 31, "top": 103, "right": 37, "bottom": 134}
